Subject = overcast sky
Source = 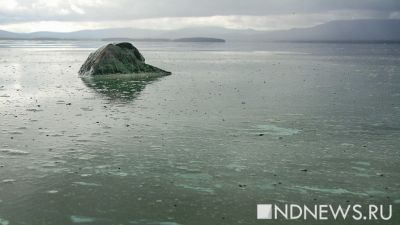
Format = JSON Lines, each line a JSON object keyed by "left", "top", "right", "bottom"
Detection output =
{"left": 0, "top": 0, "right": 399, "bottom": 32}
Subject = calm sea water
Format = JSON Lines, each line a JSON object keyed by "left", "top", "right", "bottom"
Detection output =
{"left": 0, "top": 40, "right": 399, "bottom": 225}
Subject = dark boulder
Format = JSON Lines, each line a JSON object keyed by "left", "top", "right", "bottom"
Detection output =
{"left": 79, "top": 42, "right": 171, "bottom": 76}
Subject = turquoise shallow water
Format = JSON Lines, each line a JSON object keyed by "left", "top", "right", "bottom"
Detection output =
{"left": 0, "top": 40, "right": 399, "bottom": 224}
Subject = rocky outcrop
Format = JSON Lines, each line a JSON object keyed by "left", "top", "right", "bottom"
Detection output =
{"left": 79, "top": 42, "right": 171, "bottom": 76}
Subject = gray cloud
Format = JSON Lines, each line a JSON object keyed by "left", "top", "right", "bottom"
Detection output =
{"left": 0, "top": 0, "right": 399, "bottom": 32}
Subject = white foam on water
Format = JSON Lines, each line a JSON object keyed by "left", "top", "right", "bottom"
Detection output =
{"left": 80, "top": 107, "right": 94, "bottom": 112}
{"left": 293, "top": 185, "right": 368, "bottom": 197}
{"left": 253, "top": 124, "right": 300, "bottom": 136}
{"left": 174, "top": 172, "right": 215, "bottom": 194}
{"left": 80, "top": 174, "right": 92, "bottom": 177}
{"left": 175, "top": 184, "right": 215, "bottom": 194}
{"left": 108, "top": 171, "right": 128, "bottom": 177}
{"left": 2, "top": 179, "right": 16, "bottom": 183}
{"left": 353, "top": 161, "right": 371, "bottom": 166}
{"left": 226, "top": 163, "right": 247, "bottom": 172}
{"left": 0, "top": 149, "right": 29, "bottom": 155}
{"left": 351, "top": 166, "right": 366, "bottom": 172}
{"left": 72, "top": 182, "right": 101, "bottom": 187}
{"left": 129, "top": 220, "right": 182, "bottom": 225}
{"left": 0, "top": 218, "right": 10, "bottom": 225}
{"left": 77, "top": 154, "right": 96, "bottom": 160}
{"left": 70, "top": 215, "right": 96, "bottom": 223}
{"left": 159, "top": 222, "right": 183, "bottom": 225}
{"left": 174, "top": 172, "right": 212, "bottom": 181}
{"left": 341, "top": 143, "right": 355, "bottom": 147}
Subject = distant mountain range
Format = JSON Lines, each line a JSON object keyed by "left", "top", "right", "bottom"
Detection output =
{"left": 102, "top": 37, "right": 226, "bottom": 43}
{"left": 1, "top": 19, "right": 399, "bottom": 42}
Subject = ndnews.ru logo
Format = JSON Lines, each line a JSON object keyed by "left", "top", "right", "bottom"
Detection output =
{"left": 257, "top": 204, "right": 392, "bottom": 221}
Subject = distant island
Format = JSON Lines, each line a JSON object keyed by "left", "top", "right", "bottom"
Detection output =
{"left": 1, "top": 19, "right": 400, "bottom": 42}
{"left": 173, "top": 37, "right": 225, "bottom": 42}
{"left": 102, "top": 38, "right": 171, "bottom": 42}
{"left": 102, "top": 37, "right": 226, "bottom": 43}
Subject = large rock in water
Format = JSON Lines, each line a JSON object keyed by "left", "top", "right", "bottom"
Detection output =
{"left": 79, "top": 42, "right": 171, "bottom": 76}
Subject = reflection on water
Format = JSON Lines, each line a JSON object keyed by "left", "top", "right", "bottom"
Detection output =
{"left": 81, "top": 75, "right": 160, "bottom": 102}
